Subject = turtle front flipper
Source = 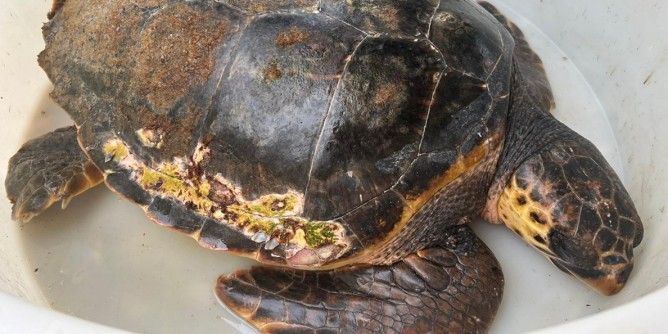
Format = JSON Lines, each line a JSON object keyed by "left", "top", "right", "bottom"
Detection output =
{"left": 216, "top": 225, "right": 503, "bottom": 333}
{"left": 5, "top": 126, "right": 103, "bottom": 222}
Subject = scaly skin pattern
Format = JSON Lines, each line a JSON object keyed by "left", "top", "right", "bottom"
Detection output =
{"left": 481, "top": 59, "right": 644, "bottom": 296}
{"left": 5, "top": 126, "right": 102, "bottom": 222}
{"left": 497, "top": 138, "right": 643, "bottom": 295}
{"left": 217, "top": 225, "right": 502, "bottom": 334}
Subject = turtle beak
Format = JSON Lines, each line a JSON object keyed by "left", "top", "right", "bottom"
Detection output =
{"left": 544, "top": 226, "right": 636, "bottom": 295}
{"left": 549, "top": 255, "right": 633, "bottom": 296}
{"left": 581, "top": 273, "right": 628, "bottom": 296}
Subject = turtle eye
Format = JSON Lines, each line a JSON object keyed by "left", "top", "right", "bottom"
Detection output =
{"left": 602, "top": 254, "right": 627, "bottom": 265}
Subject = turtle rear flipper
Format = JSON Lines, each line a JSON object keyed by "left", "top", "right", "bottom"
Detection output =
{"left": 216, "top": 225, "right": 503, "bottom": 333}
{"left": 5, "top": 126, "right": 103, "bottom": 222}
{"left": 479, "top": 1, "right": 556, "bottom": 111}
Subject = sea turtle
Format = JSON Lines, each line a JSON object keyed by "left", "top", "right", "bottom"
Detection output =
{"left": 5, "top": 0, "right": 643, "bottom": 332}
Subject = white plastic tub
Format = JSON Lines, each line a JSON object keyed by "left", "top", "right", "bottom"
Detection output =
{"left": 1, "top": 1, "right": 666, "bottom": 333}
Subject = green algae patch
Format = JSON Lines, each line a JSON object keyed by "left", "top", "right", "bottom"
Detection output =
{"left": 226, "top": 207, "right": 279, "bottom": 235}
{"left": 225, "top": 193, "right": 339, "bottom": 247}
{"left": 103, "top": 141, "right": 129, "bottom": 161}
{"left": 139, "top": 164, "right": 215, "bottom": 212}
{"left": 228, "top": 193, "right": 338, "bottom": 248}
{"left": 235, "top": 193, "right": 301, "bottom": 217}
{"left": 100, "top": 137, "right": 346, "bottom": 254}
{"left": 303, "top": 221, "right": 337, "bottom": 247}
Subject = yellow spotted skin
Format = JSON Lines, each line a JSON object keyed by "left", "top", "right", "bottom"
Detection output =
{"left": 498, "top": 174, "right": 553, "bottom": 254}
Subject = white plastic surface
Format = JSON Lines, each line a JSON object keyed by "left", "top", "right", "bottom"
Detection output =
{"left": 1, "top": 1, "right": 667, "bottom": 333}
{"left": 0, "top": 293, "right": 130, "bottom": 334}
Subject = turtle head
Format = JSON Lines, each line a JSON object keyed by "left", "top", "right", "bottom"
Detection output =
{"left": 495, "top": 138, "right": 643, "bottom": 295}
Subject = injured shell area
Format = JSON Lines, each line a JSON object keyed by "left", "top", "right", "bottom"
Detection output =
{"left": 103, "top": 137, "right": 349, "bottom": 263}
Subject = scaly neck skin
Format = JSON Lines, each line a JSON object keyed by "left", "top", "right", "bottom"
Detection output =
{"left": 483, "top": 69, "right": 576, "bottom": 224}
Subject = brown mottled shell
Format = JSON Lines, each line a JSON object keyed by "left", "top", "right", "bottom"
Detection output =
{"left": 39, "top": 0, "right": 513, "bottom": 263}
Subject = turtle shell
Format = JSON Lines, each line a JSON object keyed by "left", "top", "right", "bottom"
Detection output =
{"left": 39, "top": 0, "right": 514, "bottom": 267}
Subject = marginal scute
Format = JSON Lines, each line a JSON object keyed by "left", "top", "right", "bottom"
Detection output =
{"left": 198, "top": 218, "right": 260, "bottom": 253}
{"left": 147, "top": 196, "right": 205, "bottom": 235}
{"left": 339, "top": 190, "right": 411, "bottom": 248}
{"left": 101, "top": 137, "right": 351, "bottom": 265}
{"left": 478, "top": 1, "right": 555, "bottom": 110}
{"left": 429, "top": 0, "right": 506, "bottom": 79}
